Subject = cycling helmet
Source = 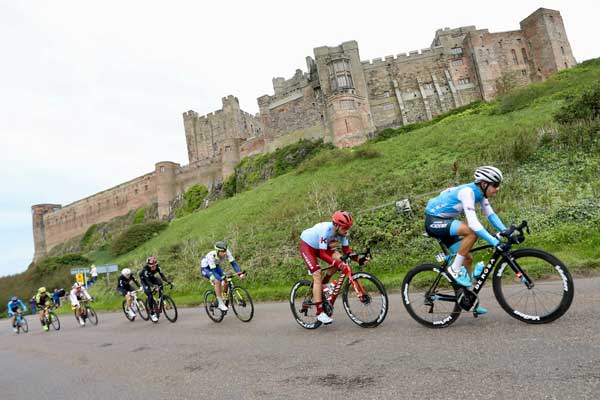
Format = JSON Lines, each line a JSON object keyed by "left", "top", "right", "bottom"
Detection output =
{"left": 10, "top": 296, "right": 18, "bottom": 302}
{"left": 146, "top": 256, "right": 157, "bottom": 265}
{"left": 38, "top": 287, "right": 47, "bottom": 294}
{"left": 474, "top": 166, "right": 503, "bottom": 185}
{"left": 214, "top": 241, "right": 227, "bottom": 252}
{"left": 72, "top": 282, "right": 82, "bottom": 289}
{"left": 332, "top": 210, "right": 354, "bottom": 229}
{"left": 122, "top": 268, "right": 132, "bottom": 277}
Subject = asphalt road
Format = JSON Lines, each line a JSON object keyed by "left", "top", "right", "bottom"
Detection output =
{"left": 2, "top": 277, "right": 600, "bottom": 400}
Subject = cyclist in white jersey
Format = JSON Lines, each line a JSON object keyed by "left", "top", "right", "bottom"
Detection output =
{"left": 200, "top": 241, "right": 245, "bottom": 311}
{"left": 425, "top": 166, "right": 509, "bottom": 315}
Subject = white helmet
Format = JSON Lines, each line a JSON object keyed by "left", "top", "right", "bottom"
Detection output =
{"left": 474, "top": 166, "right": 503, "bottom": 184}
{"left": 122, "top": 268, "right": 132, "bottom": 277}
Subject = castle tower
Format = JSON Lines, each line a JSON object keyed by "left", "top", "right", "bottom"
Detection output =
{"left": 520, "top": 8, "right": 576, "bottom": 81}
{"left": 183, "top": 110, "right": 200, "bottom": 164}
{"left": 155, "top": 161, "right": 179, "bottom": 220}
{"left": 221, "top": 138, "right": 241, "bottom": 179}
{"left": 314, "top": 41, "right": 375, "bottom": 147}
{"left": 31, "top": 204, "right": 61, "bottom": 262}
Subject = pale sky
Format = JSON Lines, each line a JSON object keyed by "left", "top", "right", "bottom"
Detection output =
{"left": 0, "top": 0, "right": 597, "bottom": 277}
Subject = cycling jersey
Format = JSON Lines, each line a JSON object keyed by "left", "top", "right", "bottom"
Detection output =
{"left": 117, "top": 274, "right": 140, "bottom": 290}
{"left": 35, "top": 293, "right": 52, "bottom": 307}
{"left": 7, "top": 299, "right": 27, "bottom": 315}
{"left": 200, "top": 250, "right": 241, "bottom": 281}
{"left": 425, "top": 182, "right": 506, "bottom": 246}
{"left": 69, "top": 287, "right": 91, "bottom": 307}
{"left": 300, "top": 222, "right": 353, "bottom": 273}
{"left": 139, "top": 263, "right": 169, "bottom": 285}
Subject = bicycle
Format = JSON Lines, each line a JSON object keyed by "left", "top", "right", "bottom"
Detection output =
{"left": 122, "top": 289, "right": 149, "bottom": 321}
{"left": 73, "top": 298, "right": 98, "bottom": 326}
{"left": 402, "top": 220, "right": 574, "bottom": 328}
{"left": 146, "top": 283, "right": 178, "bottom": 323}
{"left": 13, "top": 311, "right": 28, "bottom": 334}
{"left": 203, "top": 271, "right": 254, "bottom": 323}
{"left": 42, "top": 305, "right": 60, "bottom": 331}
{"left": 290, "top": 248, "right": 389, "bottom": 329}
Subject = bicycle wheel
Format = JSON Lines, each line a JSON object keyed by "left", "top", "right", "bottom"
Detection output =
{"left": 289, "top": 280, "right": 321, "bottom": 329}
{"left": 342, "top": 272, "right": 388, "bottom": 328}
{"left": 162, "top": 295, "right": 178, "bottom": 323}
{"left": 49, "top": 312, "right": 61, "bottom": 331}
{"left": 136, "top": 299, "right": 149, "bottom": 321}
{"left": 402, "top": 263, "right": 461, "bottom": 328}
{"left": 204, "top": 290, "right": 225, "bottom": 323}
{"left": 146, "top": 299, "right": 160, "bottom": 323}
{"left": 493, "top": 248, "right": 574, "bottom": 324}
{"left": 230, "top": 287, "right": 254, "bottom": 322}
{"left": 122, "top": 300, "right": 135, "bottom": 321}
{"left": 86, "top": 306, "right": 98, "bottom": 325}
{"left": 19, "top": 318, "right": 29, "bottom": 333}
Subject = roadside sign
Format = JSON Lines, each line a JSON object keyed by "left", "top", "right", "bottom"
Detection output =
{"left": 76, "top": 273, "right": 85, "bottom": 284}
{"left": 70, "top": 267, "right": 89, "bottom": 275}
{"left": 96, "top": 264, "right": 119, "bottom": 274}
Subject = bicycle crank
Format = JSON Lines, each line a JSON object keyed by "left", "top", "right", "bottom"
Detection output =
{"left": 456, "top": 287, "right": 479, "bottom": 311}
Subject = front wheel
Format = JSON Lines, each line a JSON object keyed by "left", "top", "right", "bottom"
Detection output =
{"left": 204, "top": 290, "right": 225, "bottom": 323}
{"left": 162, "top": 295, "right": 178, "bottom": 323}
{"left": 49, "top": 312, "right": 61, "bottom": 331}
{"left": 493, "top": 248, "right": 574, "bottom": 324}
{"left": 18, "top": 317, "right": 29, "bottom": 333}
{"left": 122, "top": 300, "right": 135, "bottom": 321}
{"left": 136, "top": 299, "right": 149, "bottom": 321}
{"left": 289, "top": 280, "right": 321, "bottom": 329}
{"left": 86, "top": 306, "right": 98, "bottom": 325}
{"left": 342, "top": 272, "right": 388, "bottom": 327}
{"left": 230, "top": 287, "right": 254, "bottom": 322}
{"left": 402, "top": 263, "right": 461, "bottom": 328}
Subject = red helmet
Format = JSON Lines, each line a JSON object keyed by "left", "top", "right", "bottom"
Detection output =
{"left": 146, "top": 256, "right": 157, "bottom": 266}
{"left": 332, "top": 210, "right": 354, "bottom": 229}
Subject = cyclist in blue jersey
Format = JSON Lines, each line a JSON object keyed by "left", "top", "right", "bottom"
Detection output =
{"left": 300, "top": 211, "right": 365, "bottom": 325}
{"left": 7, "top": 296, "right": 28, "bottom": 333}
{"left": 200, "top": 241, "right": 245, "bottom": 312}
{"left": 425, "top": 166, "right": 509, "bottom": 315}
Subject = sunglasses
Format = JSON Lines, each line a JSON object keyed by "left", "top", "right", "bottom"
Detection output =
{"left": 491, "top": 182, "right": 501, "bottom": 188}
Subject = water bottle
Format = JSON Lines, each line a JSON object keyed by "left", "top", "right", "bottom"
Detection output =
{"left": 323, "top": 283, "right": 334, "bottom": 301}
{"left": 473, "top": 261, "right": 485, "bottom": 279}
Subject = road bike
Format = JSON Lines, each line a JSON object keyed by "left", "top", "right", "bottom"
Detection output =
{"left": 122, "top": 289, "right": 149, "bottom": 321}
{"left": 74, "top": 298, "right": 98, "bottom": 326}
{"left": 146, "top": 283, "right": 178, "bottom": 323}
{"left": 290, "top": 248, "right": 388, "bottom": 329}
{"left": 402, "top": 220, "right": 574, "bottom": 328}
{"left": 42, "top": 305, "right": 60, "bottom": 331}
{"left": 13, "top": 311, "right": 28, "bottom": 334}
{"left": 204, "top": 272, "right": 254, "bottom": 323}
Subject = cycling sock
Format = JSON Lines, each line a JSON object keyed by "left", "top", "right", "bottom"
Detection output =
{"left": 315, "top": 302, "right": 323, "bottom": 314}
{"left": 449, "top": 254, "right": 466, "bottom": 275}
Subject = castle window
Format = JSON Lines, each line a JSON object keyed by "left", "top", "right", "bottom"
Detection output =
{"left": 383, "top": 91, "right": 390, "bottom": 98}
{"left": 549, "top": 15, "right": 554, "bottom": 23}
{"left": 328, "top": 59, "right": 354, "bottom": 91}
{"left": 160, "top": 166, "right": 165, "bottom": 173}
{"left": 423, "top": 82, "right": 434, "bottom": 90}
{"left": 521, "top": 69, "right": 527, "bottom": 76}
{"left": 383, "top": 103, "right": 393, "bottom": 111}
{"left": 560, "top": 46, "right": 565, "bottom": 55}
{"left": 511, "top": 49, "right": 518, "bottom": 64}
{"left": 457, "top": 78, "right": 471, "bottom": 85}
{"left": 135, "top": 189, "right": 138, "bottom": 195}
{"left": 450, "top": 47, "right": 463, "bottom": 56}
{"left": 521, "top": 48, "right": 529, "bottom": 64}
{"left": 452, "top": 59, "right": 463, "bottom": 66}
{"left": 565, "top": 62, "right": 569, "bottom": 69}
{"left": 225, "top": 145, "right": 231, "bottom": 152}
{"left": 340, "top": 100, "right": 355, "bottom": 110}
{"left": 144, "top": 185, "right": 148, "bottom": 191}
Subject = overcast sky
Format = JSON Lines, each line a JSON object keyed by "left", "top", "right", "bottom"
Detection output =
{"left": 0, "top": 0, "right": 597, "bottom": 277}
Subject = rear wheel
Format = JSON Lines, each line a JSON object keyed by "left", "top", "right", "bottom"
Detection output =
{"left": 289, "top": 280, "right": 321, "bottom": 329}
{"left": 493, "top": 248, "right": 574, "bottom": 324}
{"left": 402, "top": 263, "right": 461, "bottom": 328}
{"left": 86, "top": 306, "right": 98, "bottom": 325}
{"left": 231, "top": 287, "right": 254, "bottom": 322}
{"left": 162, "top": 295, "right": 178, "bottom": 323}
{"left": 18, "top": 317, "right": 28, "bottom": 333}
{"left": 49, "top": 312, "right": 61, "bottom": 331}
{"left": 204, "top": 290, "right": 225, "bottom": 323}
{"left": 122, "top": 300, "right": 135, "bottom": 321}
{"left": 342, "top": 272, "right": 388, "bottom": 327}
{"left": 136, "top": 299, "right": 149, "bottom": 321}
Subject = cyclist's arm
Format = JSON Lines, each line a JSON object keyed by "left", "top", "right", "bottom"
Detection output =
{"left": 82, "top": 288, "right": 92, "bottom": 300}
{"left": 7, "top": 302, "right": 13, "bottom": 316}
{"left": 132, "top": 276, "right": 141, "bottom": 288}
{"left": 457, "top": 188, "right": 499, "bottom": 246}
{"left": 480, "top": 198, "right": 507, "bottom": 232}
{"left": 18, "top": 300, "right": 27, "bottom": 313}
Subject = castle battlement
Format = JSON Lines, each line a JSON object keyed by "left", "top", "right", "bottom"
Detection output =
{"left": 31, "top": 7, "right": 576, "bottom": 262}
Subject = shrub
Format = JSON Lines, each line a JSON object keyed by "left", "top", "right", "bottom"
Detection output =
{"left": 180, "top": 184, "right": 208, "bottom": 215}
{"left": 110, "top": 221, "right": 168, "bottom": 256}
{"left": 80, "top": 224, "right": 97, "bottom": 248}
{"left": 553, "top": 82, "right": 600, "bottom": 125}
{"left": 133, "top": 208, "right": 146, "bottom": 224}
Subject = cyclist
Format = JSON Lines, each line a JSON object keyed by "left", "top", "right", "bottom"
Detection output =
{"left": 70, "top": 282, "right": 93, "bottom": 326}
{"left": 117, "top": 268, "right": 141, "bottom": 319}
{"left": 424, "top": 166, "right": 508, "bottom": 315}
{"left": 200, "top": 241, "right": 245, "bottom": 312}
{"left": 300, "top": 210, "right": 365, "bottom": 325}
{"left": 7, "top": 296, "right": 28, "bottom": 333}
{"left": 35, "top": 287, "right": 54, "bottom": 331}
{"left": 139, "top": 256, "right": 173, "bottom": 322}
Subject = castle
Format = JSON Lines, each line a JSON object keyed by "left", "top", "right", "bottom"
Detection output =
{"left": 31, "top": 8, "right": 576, "bottom": 261}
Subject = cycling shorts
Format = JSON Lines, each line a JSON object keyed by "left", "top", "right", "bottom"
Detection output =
{"left": 201, "top": 266, "right": 225, "bottom": 283}
{"left": 117, "top": 285, "right": 134, "bottom": 296}
{"left": 425, "top": 214, "right": 462, "bottom": 248}
{"left": 300, "top": 240, "right": 335, "bottom": 275}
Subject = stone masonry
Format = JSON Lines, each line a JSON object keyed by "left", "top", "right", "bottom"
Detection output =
{"left": 31, "top": 8, "right": 576, "bottom": 261}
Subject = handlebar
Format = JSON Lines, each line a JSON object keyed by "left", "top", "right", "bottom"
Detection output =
{"left": 341, "top": 247, "right": 371, "bottom": 264}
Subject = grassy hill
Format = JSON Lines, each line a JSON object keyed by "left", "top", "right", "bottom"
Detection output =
{"left": 2, "top": 58, "right": 599, "bottom": 315}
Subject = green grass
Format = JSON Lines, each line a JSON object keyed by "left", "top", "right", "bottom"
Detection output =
{"left": 3, "top": 58, "right": 600, "bottom": 315}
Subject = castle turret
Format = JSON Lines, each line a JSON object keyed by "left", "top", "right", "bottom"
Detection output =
{"left": 520, "top": 8, "right": 576, "bottom": 81}
{"left": 155, "top": 161, "right": 179, "bottom": 219}
{"left": 31, "top": 204, "right": 61, "bottom": 262}
{"left": 314, "top": 41, "right": 375, "bottom": 147}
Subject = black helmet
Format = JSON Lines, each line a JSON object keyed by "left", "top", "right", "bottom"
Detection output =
{"left": 214, "top": 241, "right": 227, "bottom": 251}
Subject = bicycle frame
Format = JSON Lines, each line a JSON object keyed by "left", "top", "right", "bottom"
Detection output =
{"left": 321, "top": 251, "right": 370, "bottom": 307}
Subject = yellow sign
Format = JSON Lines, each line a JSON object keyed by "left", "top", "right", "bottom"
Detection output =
{"left": 76, "top": 273, "right": 85, "bottom": 284}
